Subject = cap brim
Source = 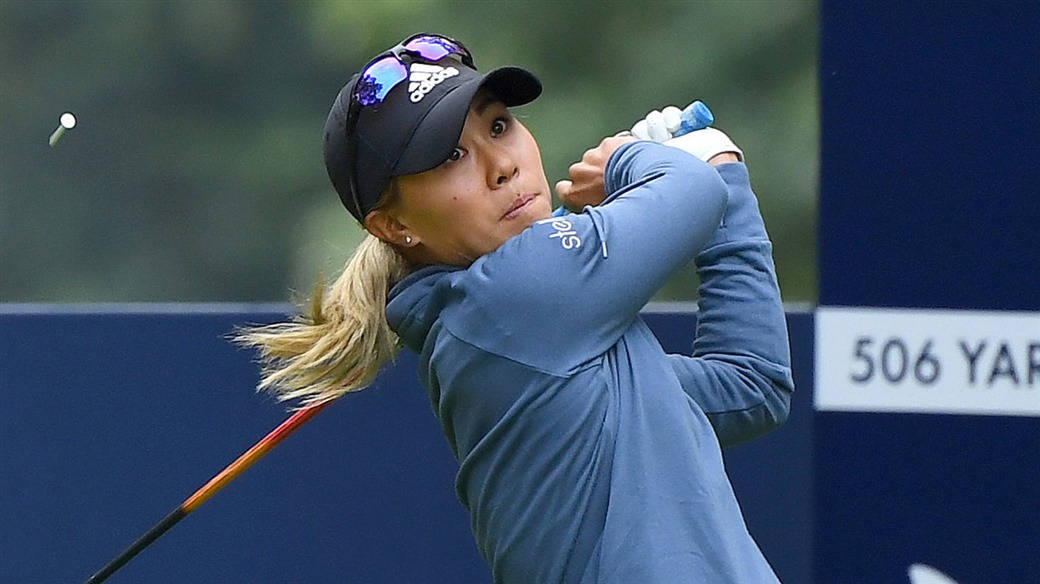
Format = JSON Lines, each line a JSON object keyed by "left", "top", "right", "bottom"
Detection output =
{"left": 392, "top": 66, "right": 542, "bottom": 176}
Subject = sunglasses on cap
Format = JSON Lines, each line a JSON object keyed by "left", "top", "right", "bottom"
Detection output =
{"left": 345, "top": 34, "right": 475, "bottom": 217}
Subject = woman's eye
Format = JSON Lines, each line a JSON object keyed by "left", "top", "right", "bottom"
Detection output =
{"left": 491, "top": 117, "right": 509, "bottom": 136}
{"left": 447, "top": 147, "right": 465, "bottom": 162}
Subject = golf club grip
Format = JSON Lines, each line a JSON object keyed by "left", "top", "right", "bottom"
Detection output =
{"left": 84, "top": 508, "right": 186, "bottom": 584}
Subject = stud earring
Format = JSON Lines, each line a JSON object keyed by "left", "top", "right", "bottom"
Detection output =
{"left": 405, "top": 236, "right": 413, "bottom": 245}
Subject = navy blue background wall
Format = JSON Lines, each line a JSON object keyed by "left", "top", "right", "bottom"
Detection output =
{"left": 0, "top": 308, "right": 814, "bottom": 584}
{"left": 819, "top": 1, "right": 1040, "bottom": 311}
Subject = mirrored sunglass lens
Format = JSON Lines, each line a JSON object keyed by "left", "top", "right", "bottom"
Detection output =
{"left": 356, "top": 57, "right": 407, "bottom": 106}
{"left": 403, "top": 36, "right": 467, "bottom": 62}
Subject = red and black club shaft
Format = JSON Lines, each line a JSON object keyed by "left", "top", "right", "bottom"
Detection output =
{"left": 84, "top": 401, "right": 332, "bottom": 584}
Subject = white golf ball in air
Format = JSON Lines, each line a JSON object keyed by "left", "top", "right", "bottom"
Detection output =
{"left": 49, "top": 112, "right": 77, "bottom": 147}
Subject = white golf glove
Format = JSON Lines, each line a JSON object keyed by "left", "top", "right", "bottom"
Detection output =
{"left": 664, "top": 127, "right": 743, "bottom": 162}
{"left": 630, "top": 106, "right": 684, "bottom": 142}
{"left": 630, "top": 106, "right": 743, "bottom": 162}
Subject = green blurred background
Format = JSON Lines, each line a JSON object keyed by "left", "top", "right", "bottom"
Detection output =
{"left": 0, "top": 0, "right": 817, "bottom": 304}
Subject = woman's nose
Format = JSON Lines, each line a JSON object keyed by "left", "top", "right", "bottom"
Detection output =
{"left": 488, "top": 148, "right": 519, "bottom": 188}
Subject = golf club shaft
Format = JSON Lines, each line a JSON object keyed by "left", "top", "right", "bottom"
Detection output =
{"left": 84, "top": 401, "right": 332, "bottom": 584}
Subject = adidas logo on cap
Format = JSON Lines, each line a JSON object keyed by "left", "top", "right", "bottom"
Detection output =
{"left": 408, "top": 63, "right": 460, "bottom": 103}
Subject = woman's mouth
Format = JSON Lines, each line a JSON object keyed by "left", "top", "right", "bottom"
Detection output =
{"left": 502, "top": 194, "right": 537, "bottom": 220}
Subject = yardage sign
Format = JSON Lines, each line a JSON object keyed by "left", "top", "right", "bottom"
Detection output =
{"left": 815, "top": 307, "right": 1040, "bottom": 416}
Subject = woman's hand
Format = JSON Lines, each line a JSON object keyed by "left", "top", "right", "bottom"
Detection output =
{"left": 554, "top": 134, "right": 638, "bottom": 212}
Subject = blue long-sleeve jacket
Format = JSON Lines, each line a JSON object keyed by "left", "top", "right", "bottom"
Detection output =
{"left": 385, "top": 141, "right": 794, "bottom": 583}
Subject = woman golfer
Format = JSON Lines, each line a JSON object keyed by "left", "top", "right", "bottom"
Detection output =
{"left": 240, "top": 33, "right": 794, "bottom": 583}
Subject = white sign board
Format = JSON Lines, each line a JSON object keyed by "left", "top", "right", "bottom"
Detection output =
{"left": 815, "top": 307, "right": 1040, "bottom": 416}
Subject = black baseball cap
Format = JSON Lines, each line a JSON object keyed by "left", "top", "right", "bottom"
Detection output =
{"left": 323, "top": 56, "right": 542, "bottom": 223}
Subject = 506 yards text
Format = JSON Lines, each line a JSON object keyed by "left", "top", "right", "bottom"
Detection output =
{"left": 850, "top": 337, "right": 1040, "bottom": 388}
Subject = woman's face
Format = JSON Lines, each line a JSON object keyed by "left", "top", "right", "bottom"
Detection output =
{"left": 371, "top": 91, "right": 553, "bottom": 266}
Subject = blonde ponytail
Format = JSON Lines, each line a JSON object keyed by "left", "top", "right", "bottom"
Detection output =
{"left": 236, "top": 234, "right": 412, "bottom": 408}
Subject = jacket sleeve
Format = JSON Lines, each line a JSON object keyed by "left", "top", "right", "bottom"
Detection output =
{"left": 452, "top": 141, "right": 730, "bottom": 375}
{"left": 666, "top": 162, "right": 794, "bottom": 447}
{"left": 576, "top": 140, "right": 732, "bottom": 325}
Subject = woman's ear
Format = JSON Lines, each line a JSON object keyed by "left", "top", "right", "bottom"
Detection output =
{"left": 365, "top": 210, "right": 415, "bottom": 248}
